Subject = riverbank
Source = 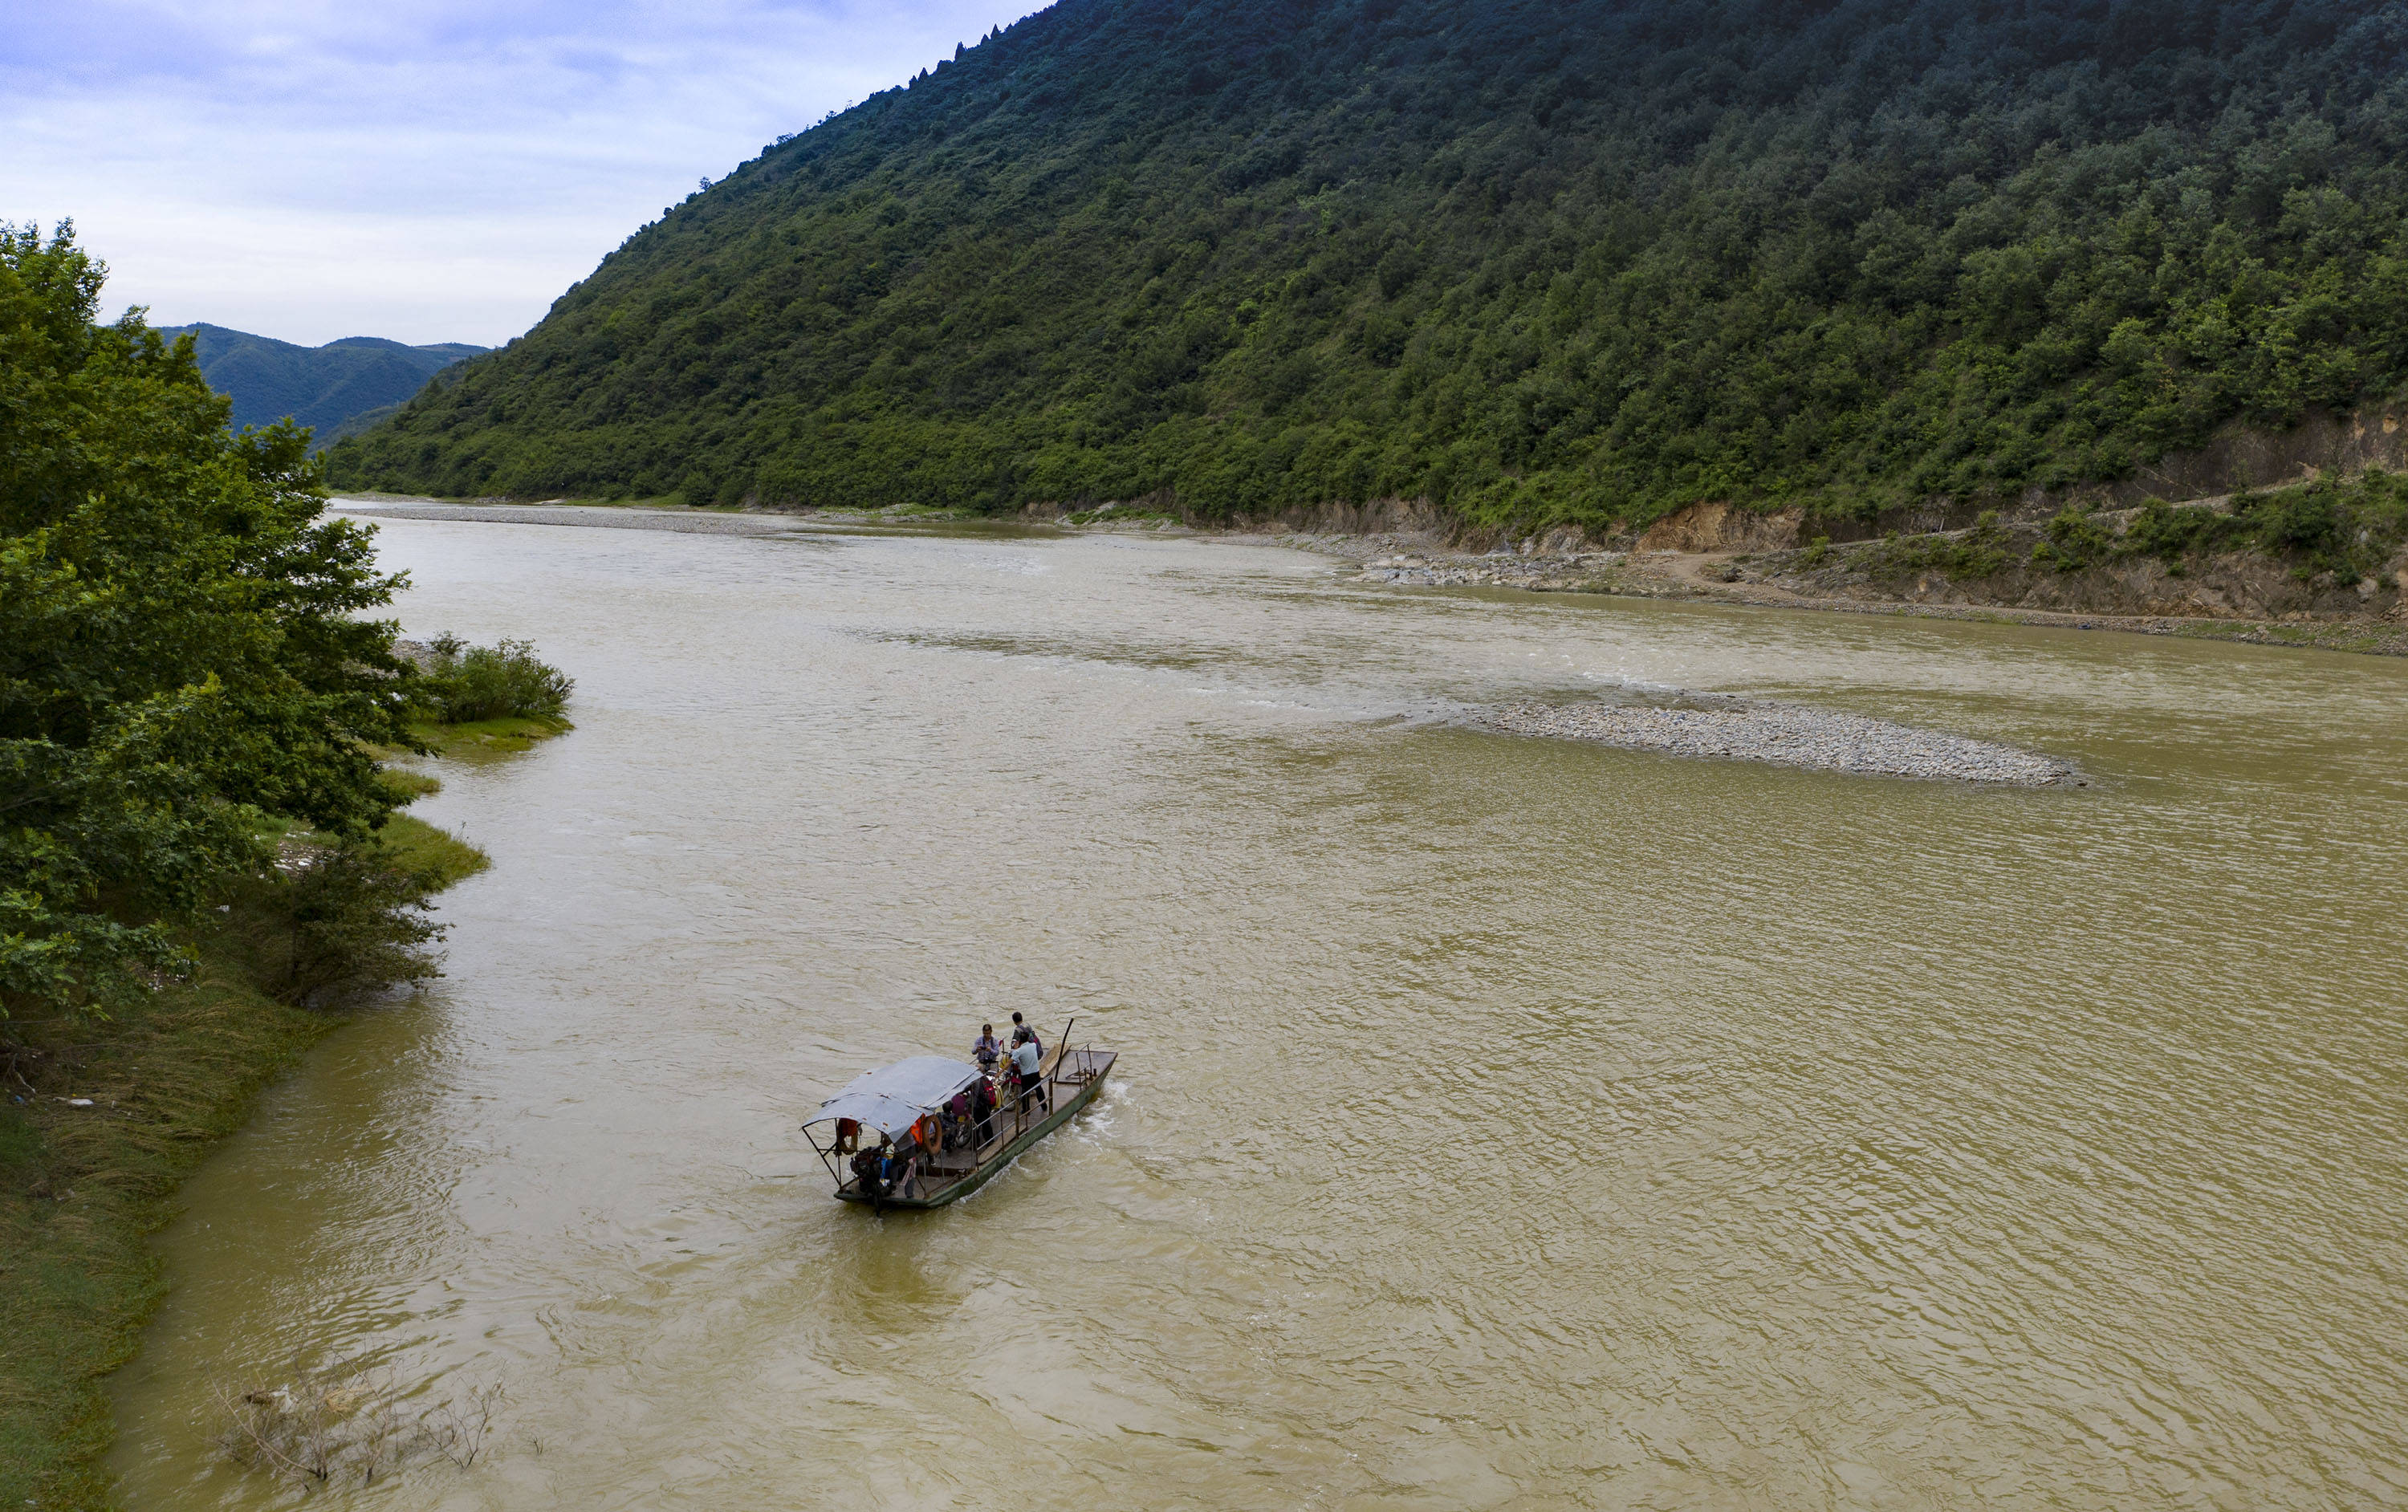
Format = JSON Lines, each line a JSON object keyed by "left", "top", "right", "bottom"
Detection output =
{"left": 1255, "top": 526, "right": 2408, "bottom": 658}
{"left": 0, "top": 804, "right": 492, "bottom": 1510}
{"left": 331, "top": 492, "right": 2408, "bottom": 656}
{"left": 2, "top": 960, "right": 347, "bottom": 1510}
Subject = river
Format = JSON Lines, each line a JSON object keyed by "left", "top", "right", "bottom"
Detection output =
{"left": 107, "top": 506, "right": 2408, "bottom": 1509}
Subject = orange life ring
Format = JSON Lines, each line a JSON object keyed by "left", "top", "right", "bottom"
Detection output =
{"left": 913, "top": 1114, "right": 943, "bottom": 1152}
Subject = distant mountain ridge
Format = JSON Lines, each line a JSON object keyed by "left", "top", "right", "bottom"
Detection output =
{"left": 332, "top": 0, "right": 2408, "bottom": 532}
{"left": 164, "top": 324, "right": 486, "bottom": 448}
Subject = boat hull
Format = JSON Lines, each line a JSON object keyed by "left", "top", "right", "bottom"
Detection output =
{"left": 836, "top": 1055, "right": 1112, "bottom": 1210}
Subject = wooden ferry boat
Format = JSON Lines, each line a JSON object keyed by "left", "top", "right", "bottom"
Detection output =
{"left": 801, "top": 1030, "right": 1117, "bottom": 1210}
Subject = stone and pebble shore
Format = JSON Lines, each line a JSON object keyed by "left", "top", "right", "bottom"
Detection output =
{"left": 1276, "top": 534, "right": 2408, "bottom": 656}
{"left": 1349, "top": 547, "right": 1624, "bottom": 591}
{"left": 1470, "top": 697, "right": 2083, "bottom": 786}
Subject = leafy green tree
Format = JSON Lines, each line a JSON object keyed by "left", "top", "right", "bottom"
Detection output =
{"left": 1, "top": 223, "right": 419, "bottom": 1021}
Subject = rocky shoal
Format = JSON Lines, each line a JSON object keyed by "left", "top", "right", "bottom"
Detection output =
{"left": 1470, "top": 699, "right": 2082, "bottom": 786}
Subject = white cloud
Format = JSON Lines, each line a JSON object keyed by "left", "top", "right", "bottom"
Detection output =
{"left": 2, "top": 1, "right": 1047, "bottom": 345}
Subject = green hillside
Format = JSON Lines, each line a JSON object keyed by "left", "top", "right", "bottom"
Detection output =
{"left": 166, "top": 324, "right": 483, "bottom": 448}
{"left": 332, "top": 0, "right": 2408, "bottom": 532}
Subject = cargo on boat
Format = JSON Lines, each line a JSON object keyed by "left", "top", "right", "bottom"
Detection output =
{"left": 801, "top": 1031, "right": 1117, "bottom": 1209}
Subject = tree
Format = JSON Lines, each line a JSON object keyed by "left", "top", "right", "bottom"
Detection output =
{"left": 0, "top": 222, "right": 420, "bottom": 1020}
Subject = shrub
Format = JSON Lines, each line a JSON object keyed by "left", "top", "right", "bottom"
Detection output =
{"left": 216, "top": 1360, "right": 502, "bottom": 1487}
{"left": 1938, "top": 510, "right": 2011, "bottom": 578}
{"left": 224, "top": 843, "right": 449, "bottom": 1010}
{"left": 2124, "top": 498, "right": 2204, "bottom": 565}
{"left": 2032, "top": 505, "right": 2116, "bottom": 571}
{"left": 2235, "top": 482, "right": 2359, "bottom": 576}
{"left": 1859, "top": 510, "right": 2011, "bottom": 579}
{"left": 414, "top": 636, "right": 573, "bottom": 723}
{"left": 2014, "top": 472, "right": 2408, "bottom": 582}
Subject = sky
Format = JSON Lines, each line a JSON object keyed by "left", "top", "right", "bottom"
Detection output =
{"left": 2, "top": 2, "right": 1049, "bottom": 347}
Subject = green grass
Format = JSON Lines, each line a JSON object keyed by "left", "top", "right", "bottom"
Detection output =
{"left": 0, "top": 961, "right": 341, "bottom": 1510}
{"left": 0, "top": 796, "right": 494, "bottom": 1507}
{"left": 408, "top": 713, "right": 573, "bottom": 758}
{"left": 374, "top": 812, "right": 491, "bottom": 888}
{"left": 378, "top": 766, "right": 443, "bottom": 802}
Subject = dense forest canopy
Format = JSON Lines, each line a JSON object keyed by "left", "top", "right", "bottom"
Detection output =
{"left": 332, "top": 0, "right": 2408, "bottom": 530}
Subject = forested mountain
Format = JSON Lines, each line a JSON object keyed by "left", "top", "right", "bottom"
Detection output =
{"left": 332, "top": 0, "right": 2408, "bottom": 530}
{"left": 167, "top": 324, "right": 484, "bottom": 447}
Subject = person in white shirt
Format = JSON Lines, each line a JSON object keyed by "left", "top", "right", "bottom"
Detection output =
{"left": 1009, "top": 1034, "right": 1047, "bottom": 1116}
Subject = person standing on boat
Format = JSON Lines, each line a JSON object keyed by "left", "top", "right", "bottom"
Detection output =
{"left": 970, "top": 1071, "right": 999, "bottom": 1146}
{"left": 1010, "top": 1033, "right": 1049, "bottom": 1116}
{"left": 1010, "top": 1012, "right": 1043, "bottom": 1060}
{"left": 973, "top": 1023, "right": 1003, "bottom": 1073}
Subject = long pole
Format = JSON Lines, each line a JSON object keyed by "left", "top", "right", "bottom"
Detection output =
{"left": 1046, "top": 1017, "right": 1079, "bottom": 1082}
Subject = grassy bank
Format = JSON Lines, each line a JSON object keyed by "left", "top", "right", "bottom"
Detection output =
{"left": 0, "top": 810, "right": 490, "bottom": 1510}
{"left": 2, "top": 237, "right": 579, "bottom": 1508}
{"left": 412, "top": 713, "right": 574, "bottom": 758}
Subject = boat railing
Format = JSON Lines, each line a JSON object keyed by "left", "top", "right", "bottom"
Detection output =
{"left": 993, "top": 1038, "right": 1104, "bottom": 1144}
{"left": 822, "top": 1038, "right": 1112, "bottom": 1204}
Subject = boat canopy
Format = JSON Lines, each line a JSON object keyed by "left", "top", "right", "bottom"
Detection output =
{"left": 803, "top": 1056, "right": 982, "bottom": 1140}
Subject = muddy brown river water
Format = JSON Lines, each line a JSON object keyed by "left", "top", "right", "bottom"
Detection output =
{"left": 106, "top": 506, "right": 2408, "bottom": 1510}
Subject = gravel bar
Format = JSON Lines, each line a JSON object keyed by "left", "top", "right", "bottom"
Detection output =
{"left": 1472, "top": 699, "right": 2081, "bottom": 785}
{"left": 332, "top": 501, "right": 815, "bottom": 535}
